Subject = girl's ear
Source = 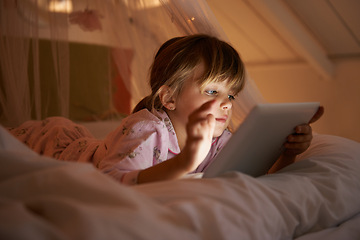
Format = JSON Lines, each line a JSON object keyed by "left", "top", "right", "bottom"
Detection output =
{"left": 158, "top": 85, "right": 176, "bottom": 110}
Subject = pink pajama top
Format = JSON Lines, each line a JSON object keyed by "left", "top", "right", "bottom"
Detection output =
{"left": 9, "top": 109, "right": 231, "bottom": 185}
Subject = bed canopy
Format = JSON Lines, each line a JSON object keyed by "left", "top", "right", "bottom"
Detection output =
{"left": 0, "top": 0, "right": 264, "bottom": 128}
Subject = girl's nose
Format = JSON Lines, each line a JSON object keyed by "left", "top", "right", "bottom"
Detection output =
{"left": 220, "top": 97, "right": 232, "bottom": 110}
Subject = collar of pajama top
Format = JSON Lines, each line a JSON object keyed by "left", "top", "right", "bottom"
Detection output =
{"left": 155, "top": 109, "right": 180, "bottom": 156}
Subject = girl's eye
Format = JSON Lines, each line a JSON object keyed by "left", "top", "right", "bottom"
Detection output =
{"left": 205, "top": 90, "right": 218, "bottom": 95}
{"left": 228, "top": 95, "right": 235, "bottom": 101}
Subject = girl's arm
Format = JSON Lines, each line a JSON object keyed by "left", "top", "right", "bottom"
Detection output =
{"left": 138, "top": 101, "right": 216, "bottom": 184}
{"left": 137, "top": 149, "right": 193, "bottom": 183}
{"left": 268, "top": 153, "right": 296, "bottom": 174}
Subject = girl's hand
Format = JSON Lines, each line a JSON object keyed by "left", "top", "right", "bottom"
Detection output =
{"left": 283, "top": 106, "right": 324, "bottom": 156}
{"left": 269, "top": 106, "right": 324, "bottom": 173}
{"left": 283, "top": 124, "right": 313, "bottom": 156}
{"left": 181, "top": 100, "right": 216, "bottom": 171}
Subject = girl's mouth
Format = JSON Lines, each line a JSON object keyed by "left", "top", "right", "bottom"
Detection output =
{"left": 215, "top": 116, "right": 228, "bottom": 123}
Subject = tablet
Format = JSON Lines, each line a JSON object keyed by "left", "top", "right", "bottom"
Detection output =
{"left": 202, "top": 102, "right": 320, "bottom": 178}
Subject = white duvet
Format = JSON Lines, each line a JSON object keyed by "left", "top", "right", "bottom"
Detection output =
{"left": 0, "top": 125, "right": 359, "bottom": 240}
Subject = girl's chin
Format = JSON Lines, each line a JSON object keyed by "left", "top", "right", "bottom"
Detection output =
{"left": 213, "top": 128, "right": 226, "bottom": 138}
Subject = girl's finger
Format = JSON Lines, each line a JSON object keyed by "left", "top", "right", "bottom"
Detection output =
{"left": 287, "top": 134, "right": 312, "bottom": 143}
{"left": 284, "top": 142, "right": 311, "bottom": 150}
{"left": 188, "top": 100, "right": 216, "bottom": 123}
{"left": 295, "top": 124, "right": 312, "bottom": 134}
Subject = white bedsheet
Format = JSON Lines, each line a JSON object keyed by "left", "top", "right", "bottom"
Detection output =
{"left": 0, "top": 125, "right": 360, "bottom": 239}
{"left": 295, "top": 213, "right": 360, "bottom": 240}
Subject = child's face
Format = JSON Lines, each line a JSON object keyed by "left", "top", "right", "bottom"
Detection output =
{"left": 170, "top": 63, "right": 235, "bottom": 138}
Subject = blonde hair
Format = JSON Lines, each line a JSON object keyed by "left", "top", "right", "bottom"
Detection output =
{"left": 132, "top": 34, "right": 245, "bottom": 113}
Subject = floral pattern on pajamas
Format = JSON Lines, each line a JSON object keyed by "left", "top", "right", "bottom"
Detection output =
{"left": 7, "top": 117, "right": 101, "bottom": 161}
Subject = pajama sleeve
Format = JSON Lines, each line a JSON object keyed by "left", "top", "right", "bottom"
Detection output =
{"left": 97, "top": 110, "right": 179, "bottom": 185}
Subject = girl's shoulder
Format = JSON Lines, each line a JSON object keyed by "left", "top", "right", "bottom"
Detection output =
{"left": 113, "top": 109, "right": 174, "bottom": 137}
{"left": 103, "top": 108, "right": 179, "bottom": 155}
{"left": 125, "top": 109, "right": 161, "bottom": 122}
{"left": 122, "top": 109, "right": 168, "bottom": 127}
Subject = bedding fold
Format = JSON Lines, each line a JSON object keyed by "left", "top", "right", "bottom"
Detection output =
{"left": 1, "top": 126, "right": 360, "bottom": 239}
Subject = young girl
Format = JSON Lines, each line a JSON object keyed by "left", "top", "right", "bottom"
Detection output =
{"left": 8, "top": 34, "right": 323, "bottom": 185}
{"left": 94, "top": 34, "right": 322, "bottom": 184}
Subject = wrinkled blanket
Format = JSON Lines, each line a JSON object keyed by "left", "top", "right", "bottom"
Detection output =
{"left": 1, "top": 126, "right": 360, "bottom": 239}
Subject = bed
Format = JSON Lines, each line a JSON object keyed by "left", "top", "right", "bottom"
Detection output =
{"left": 2, "top": 0, "right": 360, "bottom": 238}
{"left": 1, "top": 122, "right": 360, "bottom": 240}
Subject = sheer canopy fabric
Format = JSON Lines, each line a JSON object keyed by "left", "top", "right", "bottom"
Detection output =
{"left": 0, "top": 0, "right": 264, "bottom": 128}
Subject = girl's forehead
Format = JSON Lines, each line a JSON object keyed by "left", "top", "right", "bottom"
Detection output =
{"left": 186, "top": 75, "right": 236, "bottom": 93}
{"left": 202, "top": 80, "right": 237, "bottom": 93}
{"left": 187, "top": 61, "right": 241, "bottom": 94}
